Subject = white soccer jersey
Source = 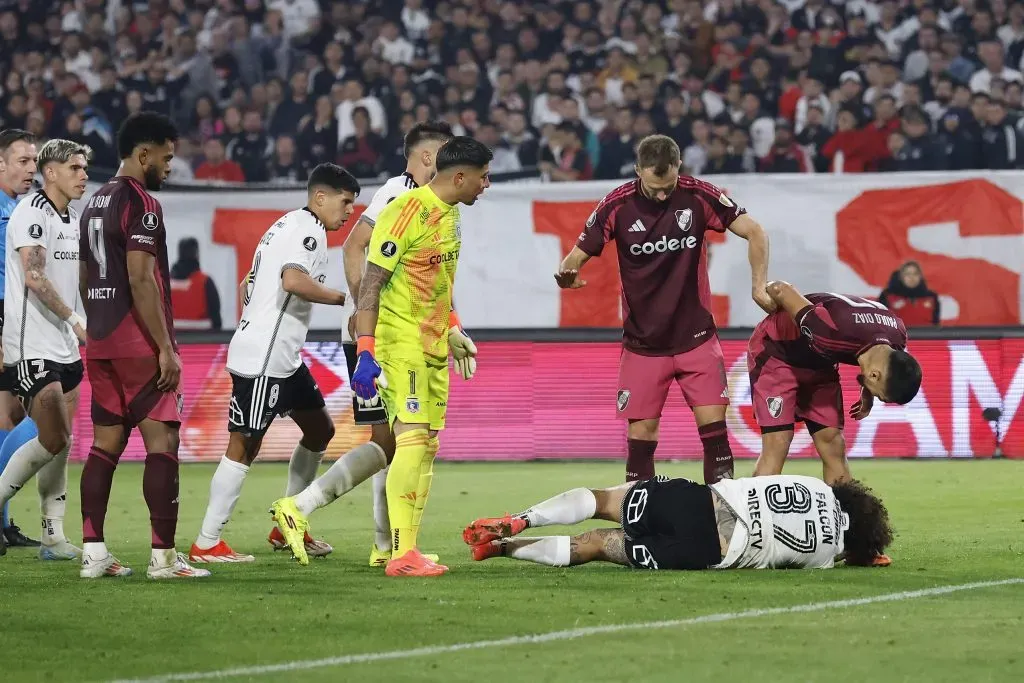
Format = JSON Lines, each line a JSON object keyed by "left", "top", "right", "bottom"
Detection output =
{"left": 2, "top": 190, "right": 81, "bottom": 364}
{"left": 227, "top": 208, "right": 328, "bottom": 378}
{"left": 710, "top": 475, "right": 848, "bottom": 570}
{"left": 358, "top": 172, "right": 418, "bottom": 226}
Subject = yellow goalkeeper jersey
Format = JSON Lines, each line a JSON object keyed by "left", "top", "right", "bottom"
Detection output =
{"left": 367, "top": 184, "right": 461, "bottom": 362}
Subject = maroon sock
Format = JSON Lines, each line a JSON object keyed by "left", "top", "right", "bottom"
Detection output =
{"left": 81, "top": 447, "right": 121, "bottom": 543}
{"left": 699, "top": 420, "right": 734, "bottom": 484}
{"left": 626, "top": 439, "right": 657, "bottom": 482}
{"left": 143, "top": 451, "right": 179, "bottom": 550}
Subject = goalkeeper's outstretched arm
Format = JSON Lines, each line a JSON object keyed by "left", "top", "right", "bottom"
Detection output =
{"left": 355, "top": 262, "right": 394, "bottom": 337}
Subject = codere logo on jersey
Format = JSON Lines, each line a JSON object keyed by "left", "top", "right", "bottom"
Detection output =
{"left": 628, "top": 234, "right": 698, "bottom": 256}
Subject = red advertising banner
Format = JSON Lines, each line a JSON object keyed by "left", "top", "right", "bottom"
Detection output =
{"left": 68, "top": 339, "right": 1023, "bottom": 462}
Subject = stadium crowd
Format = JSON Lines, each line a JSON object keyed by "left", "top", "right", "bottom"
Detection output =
{"left": 2, "top": 0, "right": 1024, "bottom": 183}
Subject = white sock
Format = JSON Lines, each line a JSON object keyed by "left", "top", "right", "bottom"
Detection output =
{"left": 37, "top": 438, "right": 71, "bottom": 545}
{"left": 505, "top": 536, "right": 571, "bottom": 567}
{"left": 286, "top": 443, "right": 324, "bottom": 496}
{"left": 519, "top": 488, "right": 597, "bottom": 528}
{"left": 0, "top": 437, "right": 56, "bottom": 508}
{"left": 372, "top": 466, "right": 390, "bottom": 551}
{"left": 151, "top": 547, "right": 176, "bottom": 566}
{"left": 294, "top": 443, "right": 386, "bottom": 517}
{"left": 195, "top": 456, "right": 249, "bottom": 549}
{"left": 83, "top": 541, "right": 109, "bottom": 560}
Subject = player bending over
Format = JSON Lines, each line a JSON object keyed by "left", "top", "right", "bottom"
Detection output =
{"left": 189, "top": 164, "right": 359, "bottom": 563}
{"left": 78, "top": 112, "right": 207, "bottom": 579}
{"left": 271, "top": 137, "right": 491, "bottom": 575}
{"left": 749, "top": 283, "right": 922, "bottom": 487}
{"left": 555, "top": 134, "right": 772, "bottom": 486}
{"left": 0, "top": 128, "right": 39, "bottom": 552}
{"left": 0, "top": 139, "right": 90, "bottom": 562}
{"left": 332, "top": 120, "right": 454, "bottom": 567}
{"left": 464, "top": 474, "right": 892, "bottom": 570}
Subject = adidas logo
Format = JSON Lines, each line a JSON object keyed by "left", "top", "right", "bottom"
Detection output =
{"left": 628, "top": 220, "right": 645, "bottom": 232}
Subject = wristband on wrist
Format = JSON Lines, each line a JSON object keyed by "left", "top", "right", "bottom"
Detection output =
{"left": 67, "top": 312, "right": 86, "bottom": 329}
{"left": 356, "top": 335, "right": 376, "bottom": 355}
{"left": 449, "top": 310, "right": 462, "bottom": 332}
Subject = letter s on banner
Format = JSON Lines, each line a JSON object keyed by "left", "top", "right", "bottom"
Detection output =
{"left": 836, "top": 179, "right": 1023, "bottom": 325}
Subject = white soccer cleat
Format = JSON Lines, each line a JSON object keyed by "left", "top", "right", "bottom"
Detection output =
{"left": 39, "top": 540, "right": 82, "bottom": 561}
{"left": 147, "top": 551, "right": 212, "bottom": 579}
{"left": 80, "top": 552, "right": 133, "bottom": 578}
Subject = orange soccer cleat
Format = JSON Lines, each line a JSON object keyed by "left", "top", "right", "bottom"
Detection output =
{"left": 462, "top": 514, "right": 527, "bottom": 546}
{"left": 189, "top": 540, "right": 255, "bottom": 563}
{"left": 870, "top": 553, "right": 892, "bottom": 567}
{"left": 470, "top": 540, "right": 503, "bottom": 562}
{"left": 385, "top": 548, "right": 449, "bottom": 577}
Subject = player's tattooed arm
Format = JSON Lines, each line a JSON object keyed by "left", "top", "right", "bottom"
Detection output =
{"left": 20, "top": 246, "right": 74, "bottom": 320}
{"left": 342, "top": 218, "right": 374, "bottom": 303}
{"left": 569, "top": 528, "right": 629, "bottom": 566}
{"left": 355, "top": 262, "right": 393, "bottom": 337}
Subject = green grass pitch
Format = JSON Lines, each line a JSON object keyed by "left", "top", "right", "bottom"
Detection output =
{"left": 0, "top": 459, "right": 1021, "bottom": 683}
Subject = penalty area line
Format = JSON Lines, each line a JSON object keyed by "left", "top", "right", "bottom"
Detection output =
{"left": 110, "top": 577, "right": 1023, "bottom": 683}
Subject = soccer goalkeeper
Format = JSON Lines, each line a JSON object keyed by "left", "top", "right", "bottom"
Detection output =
{"left": 272, "top": 137, "right": 492, "bottom": 576}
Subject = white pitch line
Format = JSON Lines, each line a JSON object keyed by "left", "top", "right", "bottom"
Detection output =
{"left": 111, "top": 578, "right": 1023, "bottom": 683}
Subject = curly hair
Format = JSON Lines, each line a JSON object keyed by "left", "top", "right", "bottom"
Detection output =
{"left": 831, "top": 479, "right": 894, "bottom": 566}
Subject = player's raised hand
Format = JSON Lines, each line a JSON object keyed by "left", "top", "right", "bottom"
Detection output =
{"left": 752, "top": 286, "right": 777, "bottom": 314}
{"left": 449, "top": 328, "right": 478, "bottom": 380}
{"left": 849, "top": 388, "right": 874, "bottom": 420}
{"left": 554, "top": 269, "right": 586, "bottom": 289}
{"left": 157, "top": 347, "right": 182, "bottom": 392}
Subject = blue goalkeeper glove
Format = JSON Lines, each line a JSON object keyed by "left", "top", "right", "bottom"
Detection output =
{"left": 351, "top": 337, "right": 388, "bottom": 407}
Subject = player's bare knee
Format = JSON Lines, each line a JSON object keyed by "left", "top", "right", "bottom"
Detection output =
{"left": 627, "top": 418, "right": 659, "bottom": 441}
{"left": 370, "top": 424, "right": 396, "bottom": 460}
{"left": 592, "top": 483, "right": 631, "bottom": 522}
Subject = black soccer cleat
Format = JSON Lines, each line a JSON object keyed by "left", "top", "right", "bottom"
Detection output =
{"left": 4, "top": 519, "right": 41, "bottom": 547}
{"left": 0, "top": 532, "right": 7, "bottom": 556}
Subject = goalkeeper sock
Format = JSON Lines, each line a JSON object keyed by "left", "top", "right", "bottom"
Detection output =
{"left": 516, "top": 488, "right": 597, "bottom": 528}
{"left": 386, "top": 429, "right": 429, "bottom": 556}
{"left": 286, "top": 443, "right": 324, "bottom": 496}
{"left": 410, "top": 436, "right": 439, "bottom": 539}
{"left": 195, "top": 456, "right": 248, "bottom": 550}
{"left": 625, "top": 438, "right": 657, "bottom": 482}
{"left": 502, "top": 536, "right": 571, "bottom": 567}
{"left": 698, "top": 420, "right": 733, "bottom": 484}
{"left": 293, "top": 442, "right": 386, "bottom": 517}
{"left": 372, "top": 466, "right": 390, "bottom": 551}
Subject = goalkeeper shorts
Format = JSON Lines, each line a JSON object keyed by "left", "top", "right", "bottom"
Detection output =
{"left": 379, "top": 354, "right": 449, "bottom": 431}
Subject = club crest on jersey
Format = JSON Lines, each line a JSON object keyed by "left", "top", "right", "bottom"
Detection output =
{"left": 380, "top": 240, "right": 398, "bottom": 257}
{"left": 302, "top": 236, "right": 317, "bottom": 252}
{"left": 675, "top": 208, "right": 693, "bottom": 232}
{"left": 142, "top": 212, "right": 159, "bottom": 230}
{"left": 406, "top": 397, "right": 420, "bottom": 414}
{"left": 28, "top": 224, "right": 43, "bottom": 239}
{"left": 268, "top": 383, "right": 280, "bottom": 408}
{"left": 617, "top": 389, "right": 630, "bottom": 411}
{"left": 766, "top": 396, "right": 783, "bottom": 418}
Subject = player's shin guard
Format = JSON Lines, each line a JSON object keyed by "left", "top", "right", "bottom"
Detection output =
{"left": 143, "top": 451, "right": 179, "bottom": 550}
{"left": 81, "top": 446, "right": 120, "bottom": 543}
{"left": 285, "top": 443, "right": 324, "bottom": 496}
{"left": 386, "top": 429, "right": 429, "bottom": 555}
{"left": 410, "top": 436, "right": 439, "bottom": 538}
{"left": 699, "top": 420, "right": 734, "bottom": 483}
{"left": 625, "top": 438, "right": 657, "bottom": 481}
{"left": 37, "top": 437, "right": 71, "bottom": 545}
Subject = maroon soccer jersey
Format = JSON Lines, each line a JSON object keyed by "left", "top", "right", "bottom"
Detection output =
{"left": 577, "top": 176, "right": 745, "bottom": 356}
{"left": 79, "top": 176, "right": 176, "bottom": 359}
{"left": 751, "top": 292, "right": 908, "bottom": 370}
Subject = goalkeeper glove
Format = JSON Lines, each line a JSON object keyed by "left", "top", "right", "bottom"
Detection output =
{"left": 448, "top": 312, "right": 477, "bottom": 381}
{"left": 351, "top": 337, "right": 388, "bottom": 407}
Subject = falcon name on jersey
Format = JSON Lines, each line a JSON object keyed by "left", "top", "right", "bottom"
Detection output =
{"left": 3, "top": 190, "right": 81, "bottom": 364}
{"left": 227, "top": 208, "right": 328, "bottom": 378}
{"left": 711, "top": 475, "right": 848, "bottom": 570}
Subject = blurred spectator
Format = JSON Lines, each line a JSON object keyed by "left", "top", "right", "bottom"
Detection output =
{"left": 501, "top": 110, "right": 540, "bottom": 168}
{"left": 879, "top": 261, "right": 940, "bottom": 326}
{"left": 336, "top": 79, "right": 386, "bottom": 143}
{"left": 796, "top": 103, "right": 833, "bottom": 172}
{"left": 794, "top": 76, "right": 831, "bottom": 134}
{"left": 270, "top": 71, "right": 313, "bottom": 137}
{"left": 226, "top": 109, "right": 274, "bottom": 182}
{"left": 682, "top": 118, "right": 711, "bottom": 175}
{"left": 760, "top": 119, "right": 811, "bottom": 172}
{"left": 704, "top": 136, "right": 744, "bottom": 174}
{"left": 269, "top": 135, "right": 307, "bottom": 184}
{"left": 882, "top": 109, "right": 945, "bottom": 171}
{"left": 195, "top": 138, "right": 246, "bottom": 183}
{"left": 297, "top": 96, "right": 339, "bottom": 172}
{"left": 970, "top": 39, "right": 1024, "bottom": 94}
{"left": 339, "top": 106, "right": 385, "bottom": 179}
{"left": 476, "top": 123, "right": 521, "bottom": 174}
{"left": 981, "top": 99, "right": 1022, "bottom": 168}
{"left": 728, "top": 127, "right": 758, "bottom": 173}
{"left": 193, "top": 96, "right": 226, "bottom": 143}
{"left": 937, "top": 109, "right": 983, "bottom": 170}
{"left": 540, "top": 121, "right": 593, "bottom": 182}
{"left": 171, "top": 237, "right": 222, "bottom": 332}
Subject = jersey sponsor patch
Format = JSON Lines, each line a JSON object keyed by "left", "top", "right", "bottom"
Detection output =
{"left": 380, "top": 240, "right": 397, "bottom": 257}
{"left": 302, "top": 236, "right": 317, "bottom": 252}
{"left": 142, "top": 212, "right": 159, "bottom": 230}
{"left": 28, "top": 224, "right": 43, "bottom": 238}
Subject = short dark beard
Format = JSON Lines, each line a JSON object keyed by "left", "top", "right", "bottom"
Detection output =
{"left": 143, "top": 165, "right": 163, "bottom": 191}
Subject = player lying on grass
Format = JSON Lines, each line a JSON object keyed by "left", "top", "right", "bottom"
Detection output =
{"left": 749, "top": 283, "right": 922, "bottom": 485}
{"left": 464, "top": 474, "right": 893, "bottom": 570}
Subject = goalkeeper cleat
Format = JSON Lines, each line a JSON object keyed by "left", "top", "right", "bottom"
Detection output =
{"left": 269, "top": 498, "right": 309, "bottom": 566}
{"left": 470, "top": 540, "right": 503, "bottom": 562}
{"left": 463, "top": 514, "right": 527, "bottom": 546}
{"left": 39, "top": 540, "right": 82, "bottom": 561}
{"left": 147, "top": 551, "right": 212, "bottom": 579}
{"left": 80, "top": 552, "right": 132, "bottom": 578}
{"left": 189, "top": 540, "right": 255, "bottom": 563}
{"left": 268, "top": 526, "right": 332, "bottom": 558}
{"left": 385, "top": 548, "right": 448, "bottom": 577}
{"left": 369, "top": 544, "right": 439, "bottom": 567}
{"left": 4, "top": 519, "right": 40, "bottom": 547}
